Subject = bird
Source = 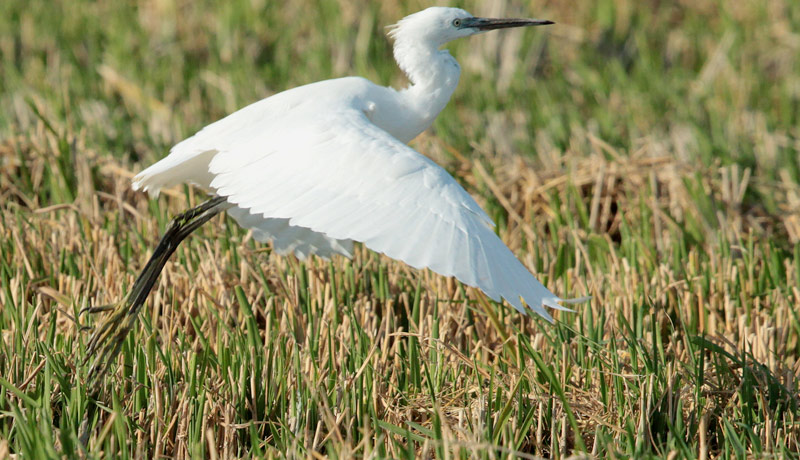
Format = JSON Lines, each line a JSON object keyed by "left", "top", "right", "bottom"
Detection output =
{"left": 84, "top": 6, "right": 588, "bottom": 383}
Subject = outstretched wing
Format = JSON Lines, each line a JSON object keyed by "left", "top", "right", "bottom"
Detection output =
{"left": 201, "top": 106, "right": 574, "bottom": 320}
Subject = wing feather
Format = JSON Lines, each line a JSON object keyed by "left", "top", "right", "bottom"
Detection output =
{"left": 138, "top": 102, "right": 577, "bottom": 318}
{"left": 222, "top": 109, "right": 572, "bottom": 317}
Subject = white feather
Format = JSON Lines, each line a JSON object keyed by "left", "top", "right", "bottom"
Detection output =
{"left": 132, "top": 7, "right": 586, "bottom": 320}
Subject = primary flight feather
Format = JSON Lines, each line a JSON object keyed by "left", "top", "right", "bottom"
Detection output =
{"left": 130, "top": 7, "right": 585, "bottom": 321}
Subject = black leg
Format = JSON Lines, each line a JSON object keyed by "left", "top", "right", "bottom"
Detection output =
{"left": 84, "top": 195, "right": 228, "bottom": 388}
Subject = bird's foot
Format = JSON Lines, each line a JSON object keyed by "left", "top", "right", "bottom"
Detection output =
{"left": 80, "top": 196, "right": 228, "bottom": 391}
{"left": 83, "top": 296, "right": 136, "bottom": 390}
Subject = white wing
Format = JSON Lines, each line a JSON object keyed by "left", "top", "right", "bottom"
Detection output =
{"left": 133, "top": 79, "right": 579, "bottom": 320}
{"left": 210, "top": 107, "right": 573, "bottom": 319}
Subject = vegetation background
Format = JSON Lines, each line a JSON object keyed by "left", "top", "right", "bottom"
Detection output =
{"left": 1, "top": 0, "right": 799, "bottom": 458}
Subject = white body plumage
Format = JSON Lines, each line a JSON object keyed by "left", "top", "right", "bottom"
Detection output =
{"left": 132, "top": 7, "right": 584, "bottom": 320}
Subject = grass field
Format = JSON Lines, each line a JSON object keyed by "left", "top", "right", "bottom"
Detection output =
{"left": 1, "top": 0, "right": 799, "bottom": 458}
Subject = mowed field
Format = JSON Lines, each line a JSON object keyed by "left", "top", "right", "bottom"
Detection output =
{"left": 1, "top": 0, "right": 799, "bottom": 458}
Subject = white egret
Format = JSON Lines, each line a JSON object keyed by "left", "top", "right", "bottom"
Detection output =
{"left": 85, "top": 7, "right": 588, "bottom": 381}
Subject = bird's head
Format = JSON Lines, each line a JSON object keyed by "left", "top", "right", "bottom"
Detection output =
{"left": 388, "top": 7, "right": 553, "bottom": 47}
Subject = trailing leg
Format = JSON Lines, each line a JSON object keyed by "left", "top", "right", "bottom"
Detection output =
{"left": 84, "top": 196, "right": 228, "bottom": 387}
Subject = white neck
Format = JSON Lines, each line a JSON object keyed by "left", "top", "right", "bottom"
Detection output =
{"left": 393, "top": 37, "right": 461, "bottom": 130}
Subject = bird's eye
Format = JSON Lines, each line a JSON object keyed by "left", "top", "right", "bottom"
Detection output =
{"left": 452, "top": 18, "right": 462, "bottom": 27}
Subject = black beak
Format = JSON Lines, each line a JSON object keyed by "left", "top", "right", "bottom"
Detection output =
{"left": 460, "top": 17, "right": 554, "bottom": 31}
